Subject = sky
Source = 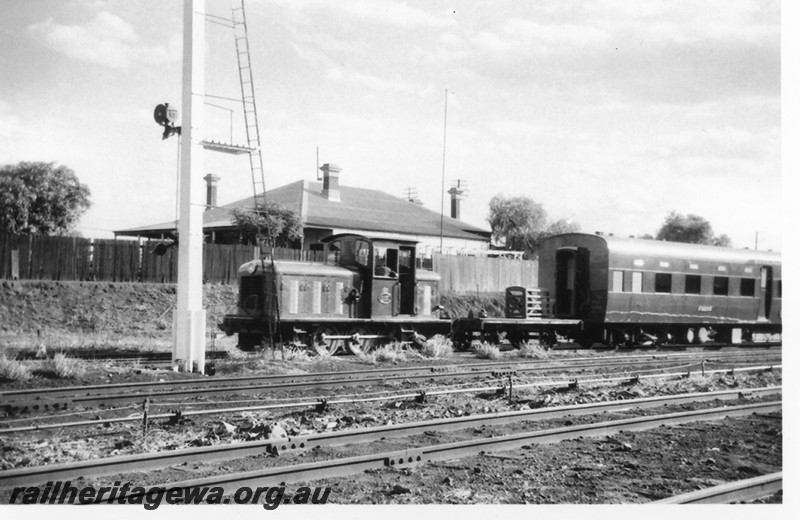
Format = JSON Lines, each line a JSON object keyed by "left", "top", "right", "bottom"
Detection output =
{"left": 0, "top": 0, "right": 787, "bottom": 251}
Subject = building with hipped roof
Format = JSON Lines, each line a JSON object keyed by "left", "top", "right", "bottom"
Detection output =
{"left": 115, "top": 164, "right": 491, "bottom": 258}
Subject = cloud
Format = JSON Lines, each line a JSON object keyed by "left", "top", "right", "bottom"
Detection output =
{"left": 463, "top": 2, "right": 779, "bottom": 105}
{"left": 291, "top": 41, "right": 423, "bottom": 95}
{"left": 273, "top": 0, "right": 454, "bottom": 30}
{"left": 27, "top": 12, "right": 180, "bottom": 70}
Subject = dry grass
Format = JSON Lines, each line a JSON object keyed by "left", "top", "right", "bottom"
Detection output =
{"left": 516, "top": 341, "right": 550, "bottom": 359}
{"left": 51, "top": 353, "right": 86, "bottom": 379}
{"left": 0, "top": 353, "right": 32, "bottom": 381}
{"left": 279, "top": 347, "right": 313, "bottom": 363}
{"left": 359, "top": 343, "right": 406, "bottom": 364}
{"left": 1, "top": 331, "right": 173, "bottom": 352}
{"left": 472, "top": 341, "right": 502, "bottom": 360}
{"left": 421, "top": 335, "right": 454, "bottom": 358}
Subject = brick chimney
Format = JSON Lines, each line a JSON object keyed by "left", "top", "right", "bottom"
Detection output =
{"left": 204, "top": 173, "right": 219, "bottom": 210}
{"left": 320, "top": 163, "right": 341, "bottom": 202}
{"left": 447, "top": 180, "right": 467, "bottom": 219}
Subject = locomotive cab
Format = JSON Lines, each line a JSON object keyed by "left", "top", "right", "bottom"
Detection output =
{"left": 320, "top": 234, "right": 433, "bottom": 318}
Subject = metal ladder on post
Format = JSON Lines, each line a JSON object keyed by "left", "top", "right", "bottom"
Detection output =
{"left": 232, "top": 0, "right": 267, "bottom": 211}
{"left": 230, "top": 0, "right": 280, "bottom": 349}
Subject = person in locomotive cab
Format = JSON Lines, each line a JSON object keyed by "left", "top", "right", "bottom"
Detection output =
{"left": 327, "top": 243, "right": 341, "bottom": 264}
{"left": 375, "top": 265, "right": 397, "bottom": 277}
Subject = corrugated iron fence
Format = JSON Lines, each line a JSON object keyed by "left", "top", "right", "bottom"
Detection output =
{"left": 0, "top": 233, "right": 537, "bottom": 291}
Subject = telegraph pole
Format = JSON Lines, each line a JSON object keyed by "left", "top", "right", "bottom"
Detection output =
{"left": 174, "top": 0, "right": 207, "bottom": 372}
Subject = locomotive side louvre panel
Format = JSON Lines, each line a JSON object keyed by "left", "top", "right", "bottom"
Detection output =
{"left": 278, "top": 274, "right": 353, "bottom": 317}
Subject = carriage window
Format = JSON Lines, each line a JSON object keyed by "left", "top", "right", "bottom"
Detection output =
{"left": 612, "top": 271, "right": 624, "bottom": 292}
{"left": 374, "top": 247, "right": 398, "bottom": 277}
{"left": 655, "top": 273, "right": 672, "bottom": 293}
{"left": 685, "top": 275, "right": 701, "bottom": 294}
{"left": 713, "top": 276, "right": 729, "bottom": 296}
{"left": 740, "top": 278, "right": 756, "bottom": 297}
{"left": 631, "top": 272, "right": 643, "bottom": 293}
{"left": 355, "top": 240, "right": 370, "bottom": 267}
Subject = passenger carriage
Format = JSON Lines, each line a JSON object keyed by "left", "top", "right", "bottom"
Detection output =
{"left": 538, "top": 233, "right": 782, "bottom": 346}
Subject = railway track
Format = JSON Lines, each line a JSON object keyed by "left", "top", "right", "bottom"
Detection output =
{"left": 653, "top": 472, "right": 782, "bottom": 504}
{"left": 9, "top": 350, "right": 230, "bottom": 363}
{"left": 2, "top": 350, "right": 780, "bottom": 415}
{"left": 0, "top": 364, "right": 780, "bottom": 434}
{"left": 0, "top": 386, "right": 781, "bottom": 488}
{"left": 122, "top": 401, "right": 783, "bottom": 497}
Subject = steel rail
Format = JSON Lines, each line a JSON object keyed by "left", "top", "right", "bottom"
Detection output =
{"left": 652, "top": 472, "right": 783, "bottom": 504}
{"left": 0, "top": 365, "right": 781, "bottom": 434}
{"left": 2, "top": 352, "right": 780, "bottom": 413}
{"left": 0, "top": 363, "right": 780, "bottom": 433}
{"left": 8, "top": 350, "right": 230, "bottom": 362}
{"left": 0, "top": 387, "right": 781, "bottom": 487}
{"left": 2, "top": 348, "right": 777, "bottom": 402}
{"left": 150, "top": 401, "right": 782, "bottom": 495}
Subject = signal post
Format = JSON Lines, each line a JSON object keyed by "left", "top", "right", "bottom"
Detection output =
{"left": 174, "top": 0, "right": 207, "bottom": 372}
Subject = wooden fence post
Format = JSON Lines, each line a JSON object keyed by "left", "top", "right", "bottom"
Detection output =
{"left": 11, "top": 250, "right": 19, "bottom": 280}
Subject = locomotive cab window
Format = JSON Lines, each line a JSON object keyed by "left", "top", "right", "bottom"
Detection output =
{"left": 740, "top": 278, "right": 756, "bottom": 297}
{"left": 713, "top": 276, "right": 729, "bottom": 296}
{"left": 374, "top": 247, "right": 399, "bottom": 278}
{"left": 355, "top": 240, "right": 370, "bottom": 268}
{"left": 685, "top": 275, "right": 701, "bottom": 294}
{"left": 398, "top": 248, "right": 413, "bottom": 274}
{"left": 655, "top": 273, "right": 672, "bottom": 293}
{"left": 326, "top": 240, "right": 342, "bottom": 265}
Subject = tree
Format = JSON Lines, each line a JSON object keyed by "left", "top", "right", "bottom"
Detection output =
{"left": 231, "top": 201, "right": 303, "bottom": 248}
{"left": 0, "top": 162, "right": 91, "bottom": 235}
{"left": 487, "top": 195, "right": 547, "bottom": 252}
{"left": 655, "top": 211, "right": 730, "bottom": 246}
{"left": 487, "top": 195, "right": 580, "bottom": 257}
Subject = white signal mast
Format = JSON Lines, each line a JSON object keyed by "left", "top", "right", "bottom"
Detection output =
{"left": 174, "top": 0, "right": 267, "bottom": 371}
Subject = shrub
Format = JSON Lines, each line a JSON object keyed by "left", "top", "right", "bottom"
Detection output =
{"left": 516, "top": 341, "right": 549, "bottom": 359}
{"left": 0, "top": 354, "right": 32, "bottom": 381}
{"left": 472, "top": 341, "right": 502, "bottom": 360}
{"left": 52, "top": 353, "right": 86, "bottom": 379}
{"left": 421, "top": 335, "right": 454, "bottom": 358}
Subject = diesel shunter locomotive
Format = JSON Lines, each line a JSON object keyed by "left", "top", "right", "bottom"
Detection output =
{"left": 219, "top": 233, "right": 450, "bottom": 354}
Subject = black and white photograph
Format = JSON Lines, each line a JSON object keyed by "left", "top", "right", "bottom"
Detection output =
{"left": 0, "top": 0, "right": 791, "bottom": 512}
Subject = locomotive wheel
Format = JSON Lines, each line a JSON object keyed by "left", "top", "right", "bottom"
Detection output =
{"left": 311, "top": 325, "right": 344, "bottom": 356}
{"left": 346, "top": 325, "right": 384, "bottom": 356}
